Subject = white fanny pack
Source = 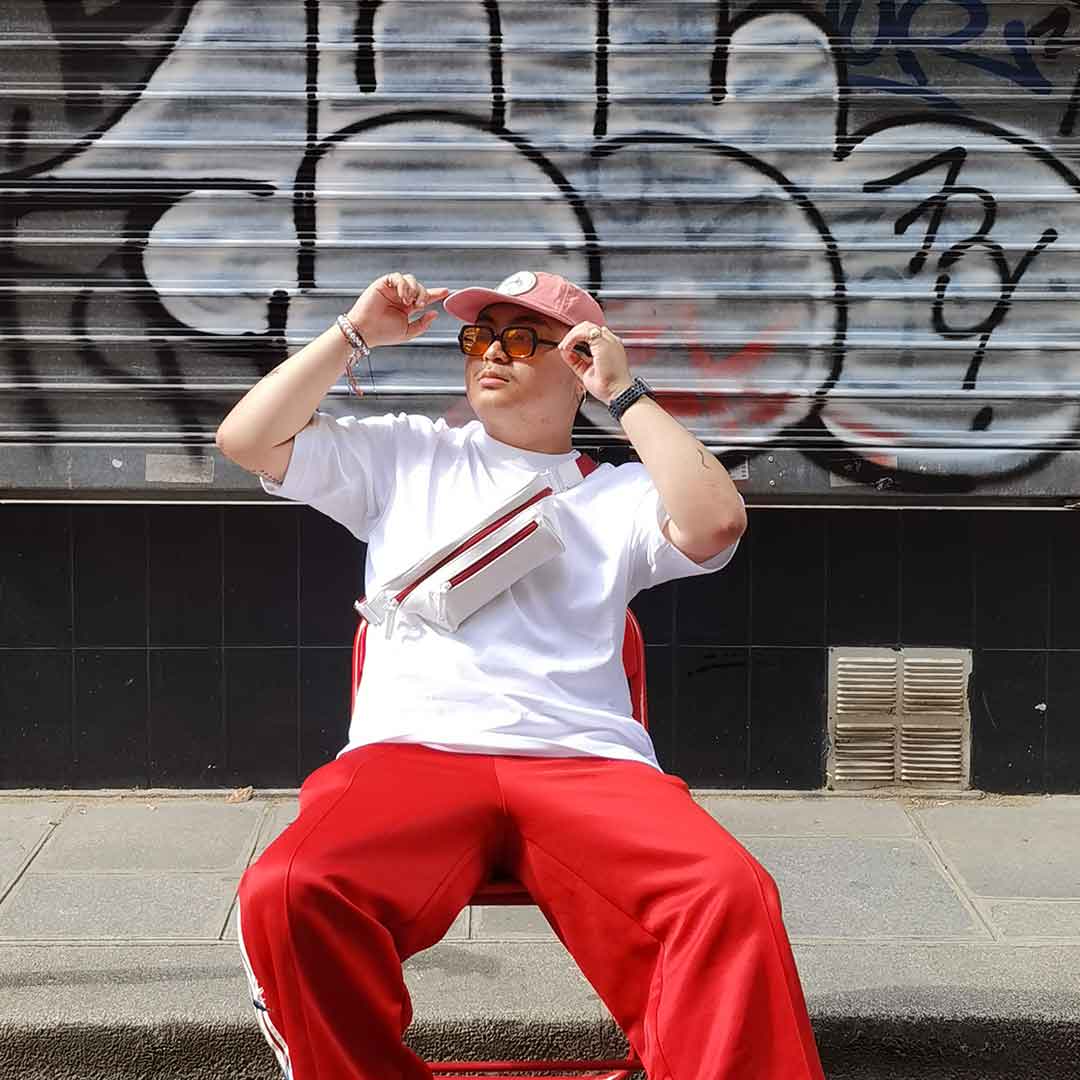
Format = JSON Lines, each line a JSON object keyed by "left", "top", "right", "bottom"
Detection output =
{"left": 354, "top": 452, "right": 599, "bottom": 637}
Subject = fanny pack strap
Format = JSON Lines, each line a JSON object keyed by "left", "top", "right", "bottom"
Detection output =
{"left": 543, "top": 451, "right": 599, "bottom": 493}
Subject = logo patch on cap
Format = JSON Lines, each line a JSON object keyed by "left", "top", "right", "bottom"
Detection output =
{"left": 496, "top": 270, "right": 537, "bottom": 296}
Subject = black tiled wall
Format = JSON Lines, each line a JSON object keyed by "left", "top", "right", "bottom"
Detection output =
{"left": 2, "top": 506, "right": 1078, "bottom": 792}
{"left": 0, "top": 506, "right": 360, "bottom": 789}
{"left": 635, "top": 507, "right": 1076, "bottom": 794}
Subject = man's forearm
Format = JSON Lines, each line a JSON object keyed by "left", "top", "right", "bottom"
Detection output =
{"left": 217, "top": 273, "right": 445, "bottom": 461}
{"left": 615, "top": 390, "right": 746, "bottom": 547}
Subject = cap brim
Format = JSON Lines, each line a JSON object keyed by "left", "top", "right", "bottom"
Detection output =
{"left": 443, "top": 287, "right": 568, "bottom": 326}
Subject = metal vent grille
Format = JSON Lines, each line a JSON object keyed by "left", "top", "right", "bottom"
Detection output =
{"left": 828, "top": 648, "right": 971, "bottom": 790}
{"left": 902, "top": 655, "right": 968, "bottom": 716}
{"left": 835, "top": 654, "right": 898, "bottom": 716}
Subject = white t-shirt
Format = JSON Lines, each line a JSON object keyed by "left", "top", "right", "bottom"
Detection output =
{"left": 261, "top": 410, "right": 740, "bottom": 772}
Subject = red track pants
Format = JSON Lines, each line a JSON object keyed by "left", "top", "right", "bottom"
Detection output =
{"left": 236, "top": 743, "right": 825, "bottom": 1080}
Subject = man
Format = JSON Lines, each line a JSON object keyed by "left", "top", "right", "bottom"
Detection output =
{"left": 216, "top": 271, "right": 825, "bottom": 1080}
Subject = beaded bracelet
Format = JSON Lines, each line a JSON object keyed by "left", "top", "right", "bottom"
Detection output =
{"left": 335, "top": 313, "right": 370, "bottom": 397}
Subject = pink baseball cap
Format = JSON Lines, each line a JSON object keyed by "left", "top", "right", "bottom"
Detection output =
{"left": 443, "top": 270, "right": 606, "bottom": 328}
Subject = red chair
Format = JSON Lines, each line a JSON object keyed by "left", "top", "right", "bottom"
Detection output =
{"left": 350, "top": 607, "right": 649, "bottom": 1079}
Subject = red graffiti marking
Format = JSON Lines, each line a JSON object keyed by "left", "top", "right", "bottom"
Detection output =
{"left": 745, "top": 394, "right": 795, "bottom": 426}
{"left": 614, "top": 305, "right": 795, "bottom": 433}
{"left": 662, "top": 392, "right": 714, "bottom": 420}
{"left": 690, "top": 334, "right": 777, "bottom": 379}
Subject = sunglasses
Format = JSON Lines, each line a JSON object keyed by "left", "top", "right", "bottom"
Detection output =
{"left": 457, "top": 324, "right": 591, "bottom": 359}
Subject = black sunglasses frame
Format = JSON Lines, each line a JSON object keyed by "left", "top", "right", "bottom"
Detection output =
{"left": 457, "top": 323, "right": 592, "bottom": 359}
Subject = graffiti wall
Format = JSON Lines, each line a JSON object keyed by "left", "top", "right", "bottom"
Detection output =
{"left": 3, "top": 0, "right": 1079, "bottom": 501}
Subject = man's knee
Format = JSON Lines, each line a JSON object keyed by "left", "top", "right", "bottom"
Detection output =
{"left": 237, "top": 846, "right": 287, "bottom": 931}
{"left": 698, "top": 847, "right": 783, "bottom": 929}
{"left": 240, "top": 841, "right": 386, "bottom": 933}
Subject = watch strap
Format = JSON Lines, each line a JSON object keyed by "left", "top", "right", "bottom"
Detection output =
{"left": 607, "top": 376, "right": 655, "bottom": 422}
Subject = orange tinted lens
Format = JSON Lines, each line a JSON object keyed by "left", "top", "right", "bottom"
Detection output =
{"left": 460, "top": 326, "right": 492, "bottom": 355}
{"left": 503, "top": 328, "right": 535, "bottom": 357}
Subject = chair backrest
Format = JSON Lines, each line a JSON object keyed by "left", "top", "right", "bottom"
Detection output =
{"left": 351, "top": 608, "right": 648, "bottom": 730}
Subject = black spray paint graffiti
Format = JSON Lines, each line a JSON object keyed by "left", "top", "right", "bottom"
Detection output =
{"left": 3, "top": 0, "right": 1080, "bottom": 485}
{"left": 862, "top": 144, "right": 1059, "bottom": 398}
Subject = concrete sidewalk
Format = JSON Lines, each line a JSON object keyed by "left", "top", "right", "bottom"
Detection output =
{"left": 1, "top": 788, "right": 1078, "bottom": 1079}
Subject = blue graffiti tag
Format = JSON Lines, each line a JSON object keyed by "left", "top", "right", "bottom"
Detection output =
{"left": 827, "top": 0, "right": 1071, "bottom": 109}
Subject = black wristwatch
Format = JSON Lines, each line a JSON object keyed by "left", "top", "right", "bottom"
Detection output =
{"left": 607, "top": 376, "right": 656, "bottom": 422}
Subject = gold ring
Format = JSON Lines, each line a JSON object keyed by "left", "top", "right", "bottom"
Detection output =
{"left": 588, "top": 327, "right": 602, "bottom": 340}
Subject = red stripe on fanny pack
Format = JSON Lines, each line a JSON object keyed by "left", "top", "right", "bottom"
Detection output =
{"left": 446, "top": 520, "right": 541, "bottom": 588}
{"left": 391, "top": 487, "right": 553, "bottom": 604}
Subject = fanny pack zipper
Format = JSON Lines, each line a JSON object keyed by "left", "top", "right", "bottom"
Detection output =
{"left": 445, "top": 520, "right": 539, "bottom": 589}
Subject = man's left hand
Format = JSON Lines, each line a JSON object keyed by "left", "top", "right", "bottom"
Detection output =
{"left": 558, "top": 322, "right": 635, "bottom": 405}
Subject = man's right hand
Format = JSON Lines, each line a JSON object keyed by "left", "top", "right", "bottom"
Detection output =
{"left": 347, "top": 272, "right": 450, "bottom": 348}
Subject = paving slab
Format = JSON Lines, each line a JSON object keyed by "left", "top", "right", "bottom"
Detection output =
{"left": 29, "top": 801, "right": 263, "bottom": 874}
{"left": 985, "top": 900, "right": 1080, "bottom": 939}
{"left": 0, "top": 873, "right": 239, "bottom": 941}
{"left": 404, "top": 941, "right": 608, "bottom": 1021}
{"left": 914, "top": 798, "right": 1080, "bottom": 898}
{"left": 794, "top": 942, "right": 1080, "bottom": 1021}
{"left": 0, "top": 801, "right": 68, "bottom": 897}
{"left": 0, "top": 944, "right": 251, "bottom": 1025}
{"left": 0, "top": 941, "right": 605, "bottom": 1026}
{"left": 699, "top": 796, "right": 917, "bottom": 838}
{"left": 472, "top": 904, "right": 559, "bottom": 940}
{"left": 252, "top": 799, "right": 298, "bottom": 859}
{"left": 743, "top": 837, "right": 987, "bottom": 939}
